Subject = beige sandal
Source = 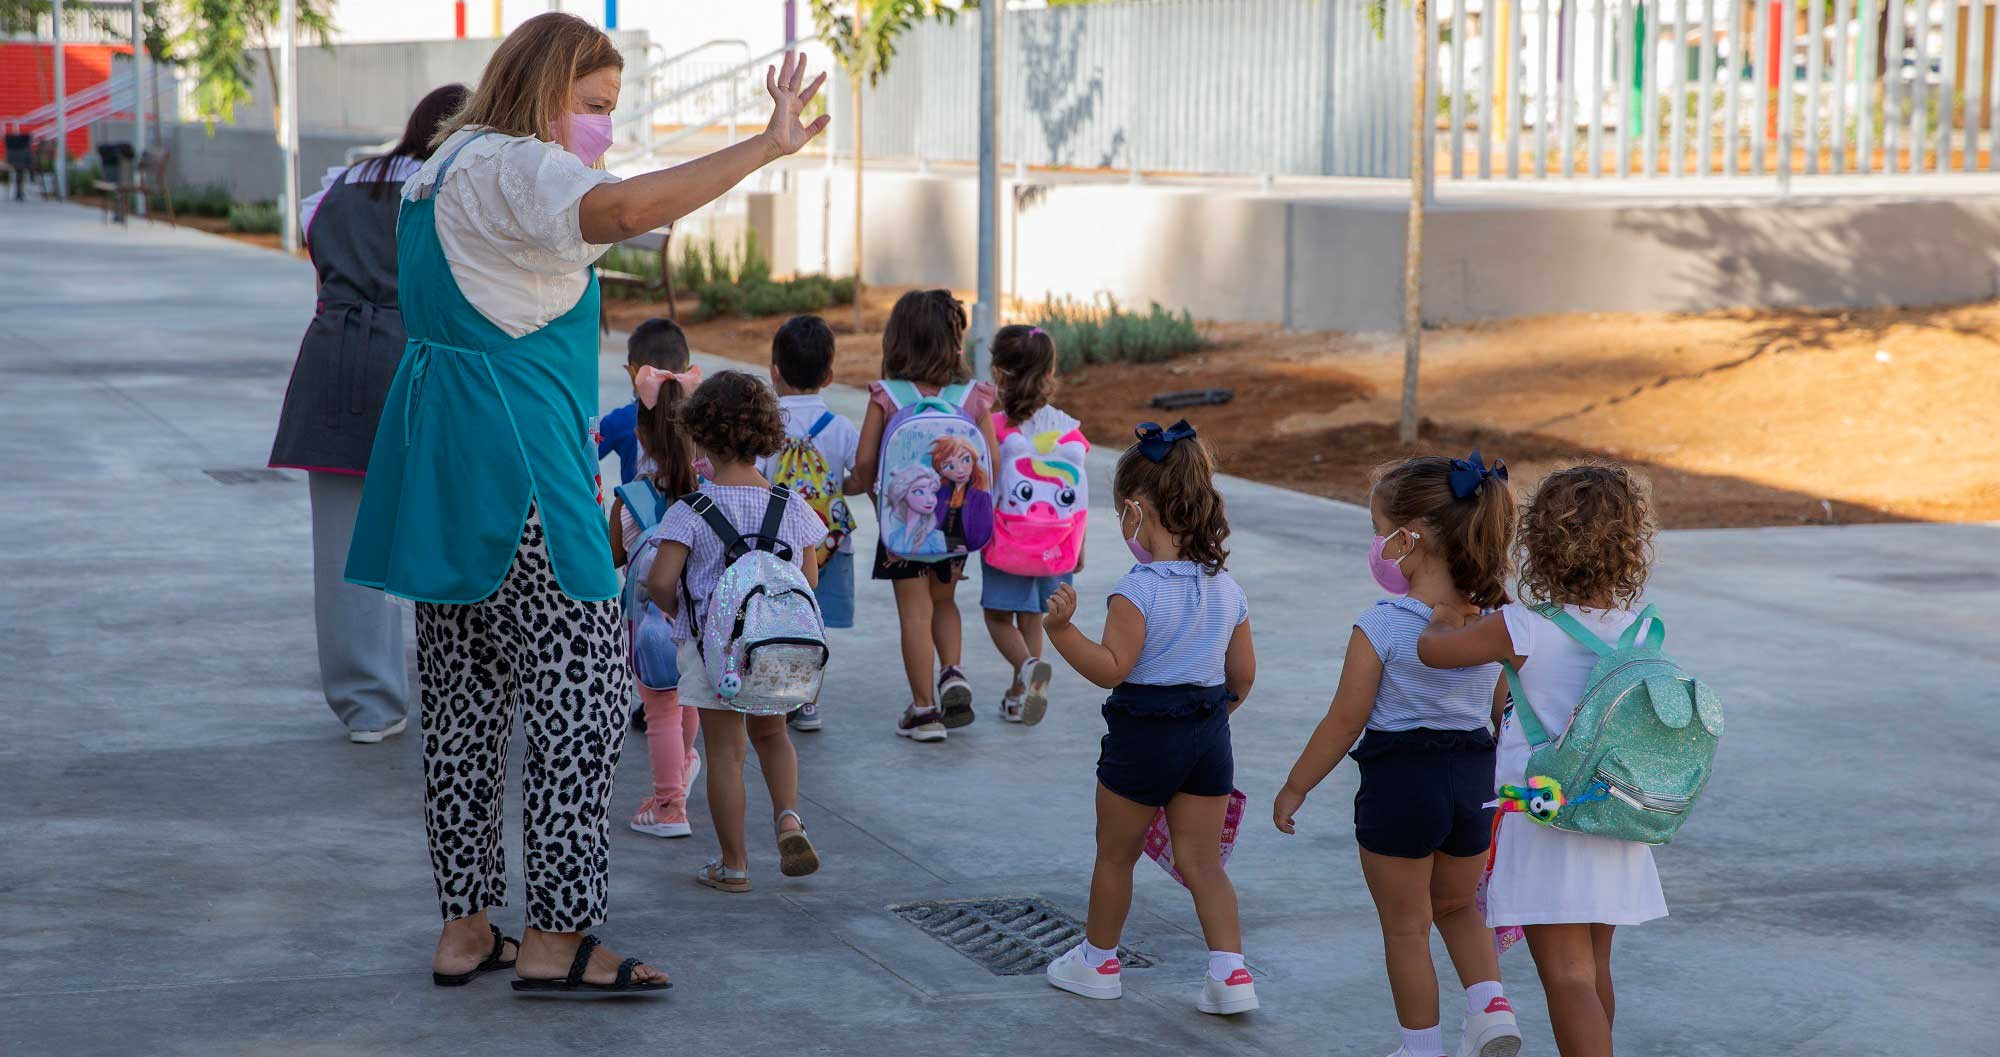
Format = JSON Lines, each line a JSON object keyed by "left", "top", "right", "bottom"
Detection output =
{"left": 695, "top": 858, "right": 752, "bottom": 894}
{"left": 775, "top": 809, "right": 820, "bottom": 878}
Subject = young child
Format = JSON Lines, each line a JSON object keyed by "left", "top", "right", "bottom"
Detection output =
{"left": 846, "top": 290, "right": 1000, "bottom": 741}
{"left": 1416, "top": 465, "right": 1668, "bottom": 1057}
{"left": 600, "top": 317, "right": 690, "bottom": 485}
{"left": 755, "top": 314, "right": 860, "bottom": 734}
{"left": 607, "top": 355, "right": 703, "bottom": 840}
{"left": 981, "top": 324, "right": 1088, "bottom": 725}
{"left": 1041, "top": 421, "right": 1259, "bottom": 1017}
{"left": 644, "top": 371, "right": 830, "bottom": 892}
{"left": 1272, "top": 452, "right": 1524, "bottom": 1057}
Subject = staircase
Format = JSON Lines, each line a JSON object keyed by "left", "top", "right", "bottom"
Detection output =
{"left": 0, "top": 42, "right": 132, "bottom": 157}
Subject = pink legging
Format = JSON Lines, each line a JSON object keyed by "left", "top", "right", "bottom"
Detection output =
{"left": 641, "top": 685, "right": 701, "bottom": 804}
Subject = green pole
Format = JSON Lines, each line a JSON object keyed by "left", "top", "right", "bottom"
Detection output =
{"left": 1631, "top": 2, "right": 1648, "bottom": 131}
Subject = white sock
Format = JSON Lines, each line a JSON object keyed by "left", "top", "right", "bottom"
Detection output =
{"left": 1400, "top": 1023, "right": 1443, "bottom": 1057}
{"left": 1206, "top": 950, "right": 1246, "bottom": 982}
{"left": 1081, "top": 939, "right": 1117, "bottom": 967}
{"left": 1466, "top": 979, "right": 1506, "bottom": 1016}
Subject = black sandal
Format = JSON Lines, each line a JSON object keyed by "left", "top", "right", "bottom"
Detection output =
{"left": 510, "top": 934, "right": 671, "bottom": 997}
{"left": 431, "top": 924, "right": 519, "bottom": 987}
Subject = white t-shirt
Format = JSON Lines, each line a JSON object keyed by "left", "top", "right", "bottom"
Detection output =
{"left": 300, "top": 156, "right": 423, "bottom": 235}
{"left": 1495, "top": 602, "right": 1643, "bottom": 796}
{"left": 402, "top": 128, "right": 622, "bottom": 338}
{"left": 756, "top": 395, "right": 862, "bottom": 554}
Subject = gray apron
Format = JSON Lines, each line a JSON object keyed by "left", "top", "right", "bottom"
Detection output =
{"left": 268, "top": 172, "right": 406, "bottom": 474}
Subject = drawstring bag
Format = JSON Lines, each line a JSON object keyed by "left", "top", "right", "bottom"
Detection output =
{"left": 1142, "top": 788, "right": 1247, "bottom": 888}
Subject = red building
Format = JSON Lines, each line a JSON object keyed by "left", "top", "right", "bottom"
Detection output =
{"left": 0, "top": 42, "right": 132, "bottom": 158}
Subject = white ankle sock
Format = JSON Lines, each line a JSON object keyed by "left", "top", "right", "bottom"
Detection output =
{"left": 1206, "top": 950, "right": 1246, "bottom": 982}
{"left": 1400, "top": 1023, "right": 1443, "bottom": 1057}
{"left": 1466, "top": 979, "right": 1506, "bottom": 1015}
{"left": 1081, "top": 939, "right": 1118, "bottom": 967}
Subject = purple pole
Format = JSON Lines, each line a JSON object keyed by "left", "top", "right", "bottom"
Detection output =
{"left": 785, "top": 0, "right": 796, "bottom": 45}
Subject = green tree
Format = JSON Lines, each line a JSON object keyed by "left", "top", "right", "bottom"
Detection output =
{"left": 173, "top": 0, "right": 335, "bottom": 128}
{"left": 809, "top": 0, "right": 958, "bottom": 330}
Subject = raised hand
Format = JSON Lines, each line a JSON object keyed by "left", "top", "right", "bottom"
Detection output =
{"left": 762, "top": 51, "right": 830, "bottom": 157}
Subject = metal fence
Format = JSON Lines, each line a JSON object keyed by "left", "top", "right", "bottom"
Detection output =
{"left": 845, "top": 0, "right": 1999, "bottom": 181}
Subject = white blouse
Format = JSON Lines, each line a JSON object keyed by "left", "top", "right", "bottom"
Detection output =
{"left": 402, "top": 128, "right": 622, "bottom": 338}
{"left": 300, "top": 155, "right": 423, "bottom": 235}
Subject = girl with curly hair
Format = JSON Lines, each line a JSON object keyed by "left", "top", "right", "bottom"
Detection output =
{"left": 645, "top": 371, "right": 829, "bottom": 893}
{"left": 1416, "top": 464, "right": 1667, "bottom": 1057}
{"left": 1040, "top": 422, "right": 1260, "bottom": 1018}
{"left": 1272, "top": 452, "right": 1524, "bottom": 1057}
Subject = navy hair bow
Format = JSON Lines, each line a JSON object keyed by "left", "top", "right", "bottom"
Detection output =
{"left": 1135, "top": 420, "right": 1198, "bottom": 463}
{"left": 1448, "top": 450, "right": 1508, "bottom": 499}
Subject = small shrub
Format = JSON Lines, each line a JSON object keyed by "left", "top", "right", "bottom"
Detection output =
{"left": 227, "top": 200, "right": 282, "bottom": 234}
{"left": 696, "top": 279, "right": 744, "bottom": 320}
{"left": 737, "top": 229, "right": 772, "bottom": 286}
{"left": 828, "top": 276, "right": 856, "bottom": 304}
{"left": 1031, "top": 295, "right": 1206, "bottom": 373}
{"left": 163, "top": 182, "right": 231, "bottom": 217}
{"left": 742, "top": 280, "right": 793, "bottom": 317}
{"left": 675, "top": 239, "right": 708, "bottom": 290}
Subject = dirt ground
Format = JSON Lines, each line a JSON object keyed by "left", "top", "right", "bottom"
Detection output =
{"left": 614, "top": 290, "right": 2000, "bottom": 530}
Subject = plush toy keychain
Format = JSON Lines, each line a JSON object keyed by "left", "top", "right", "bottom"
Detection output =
{"left": 1496, "top": 776, "right": 1564, "bottom": 825}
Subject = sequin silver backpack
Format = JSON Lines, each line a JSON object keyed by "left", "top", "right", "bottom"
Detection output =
{"left": 1501, "top": 604, "right": 1723, "bottom": 846}
{"left": 679, "top": 486, "right": 829, "bottom": 715}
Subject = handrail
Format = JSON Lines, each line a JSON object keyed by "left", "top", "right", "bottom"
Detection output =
{"left": 616, "top": 36, "right": 821, "bottom": 138}
{"left": 7, "top": 70, "right": 132, "bottom": 131}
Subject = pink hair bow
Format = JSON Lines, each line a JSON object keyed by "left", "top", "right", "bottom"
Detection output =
{"left": 634, "top": 364, "right": 702, "bottom": 409}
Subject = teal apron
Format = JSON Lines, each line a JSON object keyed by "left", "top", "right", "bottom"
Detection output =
{"left": 345, "top": 133, "right": 616, "bottom": 603}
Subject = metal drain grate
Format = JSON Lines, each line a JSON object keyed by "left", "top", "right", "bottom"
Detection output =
{"left": 203, "top": 468, "right": 297, "bottom": 485}
{"left": 890, "top": 897, "right": 1153, "bottom": 976}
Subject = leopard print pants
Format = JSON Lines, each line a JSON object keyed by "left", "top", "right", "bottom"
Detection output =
{"left": 414, "top": 508, "right": 631, "bottom": 931}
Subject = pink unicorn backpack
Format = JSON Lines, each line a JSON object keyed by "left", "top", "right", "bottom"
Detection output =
{"left": 986, "top": 407, "right": 1090, "bottom": 576}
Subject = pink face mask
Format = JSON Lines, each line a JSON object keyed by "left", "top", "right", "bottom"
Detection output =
{"left": 561, "top": 112, "right": 614, "bottom": 165}
{"left": 1120, "top": 501, "right": 1153, "bottom": 564}
{"left": 1368, "top": 528, "right": 1420, "bottom": 595}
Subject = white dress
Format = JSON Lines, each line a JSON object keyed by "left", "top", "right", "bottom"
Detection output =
{"left": 401, "top": 127, "right": 622, "bottom": 337}
{"left": 1484, "top": 603, "right": 1669, "bottom": 927}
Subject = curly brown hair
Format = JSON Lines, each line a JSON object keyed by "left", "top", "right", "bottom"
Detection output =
{"left": 881, "top": 289, "right": 970, "bottom": 387}
{"left": 1517, "top": 464, "right": 1657, "bottom": 608}
{"left": 991, "top": 324, "right": 1058, "bottom": 422}
{"left": 1373, "top": 455, "right": 1517, "bottom": 609}
{"left": 1113, "top": 432, "right": 1230, "bottom": 574}
{"left": 677, "top": 370, "right": 787, "bottom": 465}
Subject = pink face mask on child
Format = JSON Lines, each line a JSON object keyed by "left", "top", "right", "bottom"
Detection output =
{"left": 562, "top": 112, "right": 614, "bottom": 165}
{"left": 1120, "top": 501, "right": 1153, "bottom": 564}
{"left": 1368, "top": 528, "right": 1420, "bottom": 595}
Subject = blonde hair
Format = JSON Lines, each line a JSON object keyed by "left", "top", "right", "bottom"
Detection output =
{"left": 433, "top": 13, "right": 624, "bottom": 148}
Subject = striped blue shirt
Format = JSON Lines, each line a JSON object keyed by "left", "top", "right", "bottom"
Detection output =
{"left": 1111, "top": 561, "right": 1249, "bottom": 687}
{"left": 1354, "top": 597, "right": 1501, "bottom": 731}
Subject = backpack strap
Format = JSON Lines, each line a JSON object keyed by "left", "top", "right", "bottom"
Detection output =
{"left": 1616, "top": 603, "right": 1666, "bottom": 650}
{"left": 614, "top": 479, "right": 666, "bottom": 534}
{"left": 678, "top": 490, "right": 753, "bottom": 563}
{"left": 1532, "top": 602, "right": 1616, "bottom": 658}
{"left": 806, "top": 410, "right": 836, "bottom": 440}
{"left": 938, "top": 381, "right": 974, "bottom": 407}
{"left": 752, "top": 484, "right": 794, "bottom": 560}
{"left": 878, "top": 379, "right": 921, "bottom": 410}
{"left": 1502, "top": 661, "right": 1553, "bottom": 749}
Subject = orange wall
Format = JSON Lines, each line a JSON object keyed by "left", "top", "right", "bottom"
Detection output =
{"left": 0, "top": 43, "right": 132, "bottom": 158}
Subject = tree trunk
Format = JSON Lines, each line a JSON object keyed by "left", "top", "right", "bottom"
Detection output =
{"left": 1399, "top": 0, "right": 1428, "bottom": 446}
{"left": 850, "top": 8, "right": 866, "bottom": 333}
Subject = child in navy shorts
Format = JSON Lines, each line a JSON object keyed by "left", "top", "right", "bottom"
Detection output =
{"left": 1041, "top": 421, "right": 1259, "bottom": 1017}
{"left": 1273, "top": 453, "right": 1525, "bottom": 1057}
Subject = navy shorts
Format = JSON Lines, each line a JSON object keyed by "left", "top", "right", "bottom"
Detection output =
{"left": 1350, "top": 727, "right": 1497, "bottom": 859}
{"left": 1097, "top": 683, "right": 1234, "bottom": 808}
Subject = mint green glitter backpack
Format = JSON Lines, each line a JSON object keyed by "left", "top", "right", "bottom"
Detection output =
{"left": 1500, "top": 604, "right": 1723, "bottom": 846}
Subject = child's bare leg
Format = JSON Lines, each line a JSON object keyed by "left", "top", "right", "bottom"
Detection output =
{"left": 983, "top": 609, "right": 1030, "bottom": 689}
{"left": 1018, "top": 612, "right": 1047, "bottom": 663}
{"left": 929, "top": 575, "right": 962, "bottom": 668}
{"left": 698, "top": 709, "right": 750, "bottom": 870}
{"left": 1525, "top": 923, "right": 1613, "bottom": 1057}
{"left": 1431, "top": 850, "right": 1501, "bottom": 988}
{"left": 1359, "top": 848, "right": 1441, "bottom": 1033}
{"left": 891, "top": 577, "right": 936, "bottom": 708}
{"left": 1085, "top": 783, "right": 1158, "bottom": 950}
{"left": 1591, "top": 924, "right": 1617, "bottom": 1027}
{"left": 745, "top": 713, "right": 800, "bottom": 832}
{"left": 1163, "top": 792, "right": 1242, "bottom": 954}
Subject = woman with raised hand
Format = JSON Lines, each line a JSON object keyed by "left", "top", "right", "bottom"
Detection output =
{"left": 344, "top": 12, "right": 827, "bottom": 996}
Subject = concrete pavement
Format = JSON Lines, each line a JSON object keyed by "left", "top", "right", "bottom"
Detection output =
{"left": 2, "top": 201, "right": 1996, "bottom": 1056}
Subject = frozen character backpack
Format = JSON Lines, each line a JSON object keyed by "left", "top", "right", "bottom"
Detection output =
{"left": 678, "top": 487, "right": 830, "bottom": 715}
{"left": 987, "top": 407, "right": 1089, "bottom": 576}
{"left": 769, "top": 410, "right": 855, "bottom": 565}
{"left": 615, "top": 479, "right": 681, "bottom": 692}
{"left": 875, "top": 379, "right": 992, "bottom": 562}
{"left": 929, "top": 432, "right": 994, "bottom": 554}
{"left": 1500, "top": 604, "right": 1723, "bottom": 846}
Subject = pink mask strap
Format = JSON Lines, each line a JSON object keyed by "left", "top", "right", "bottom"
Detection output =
{"left": 634, "top": 364, "right": 702, "bottom": 409}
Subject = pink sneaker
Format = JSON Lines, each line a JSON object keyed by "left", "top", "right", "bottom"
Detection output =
{"left": 630, "top": 796, "right": 692, "bottom": 839}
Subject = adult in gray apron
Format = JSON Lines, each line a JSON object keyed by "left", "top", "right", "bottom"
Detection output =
{"left": 269, "top": 82, "right": 467, "bottom": 742}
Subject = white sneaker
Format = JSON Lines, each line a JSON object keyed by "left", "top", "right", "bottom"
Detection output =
{"left": 1196, "top": 967, "right": 1259, "bottom": 1015}
{"left": 999, "top": 689, "right": 1025, "bottom": 723}
{"left": 1018, "top": 657, "right": 1054, "bottom": 726}
{"left": 348, "top": 717, "right": 407, "bottom": 744}
{"left": 1456, "top": 998, "right": 1523, "bottom": 1057}
{"left": 1045, "top": 943, "right": 1121, "bottom": 1000}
